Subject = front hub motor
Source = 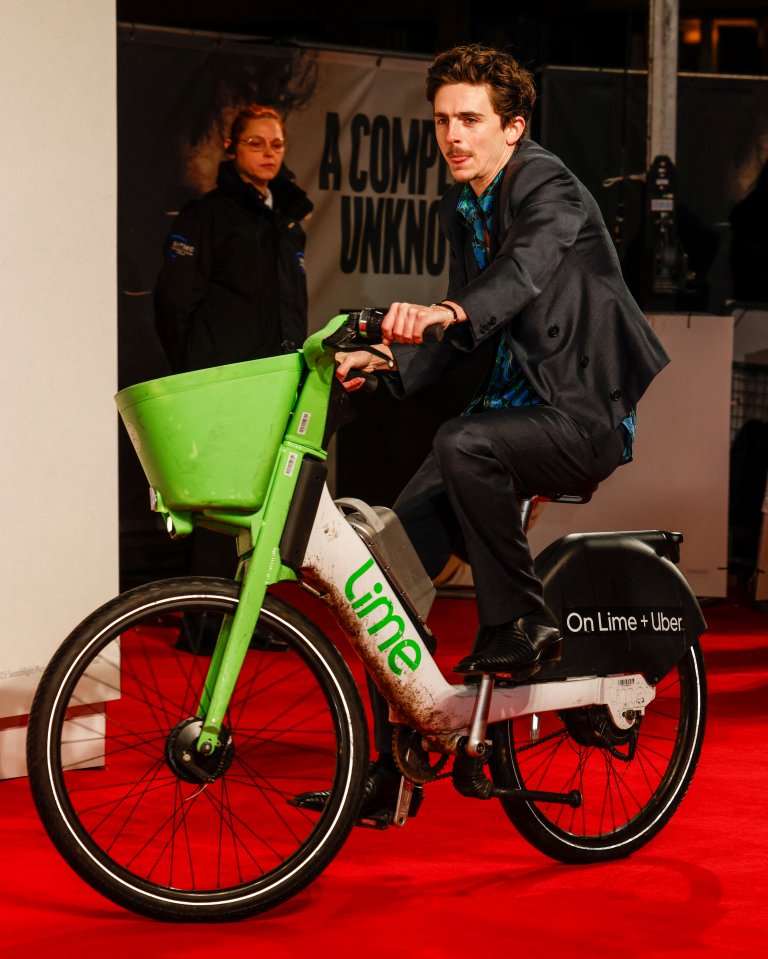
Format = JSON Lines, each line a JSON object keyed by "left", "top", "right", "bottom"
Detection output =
{"left": 166, "top": 717, "right": 235, "bottom": 784}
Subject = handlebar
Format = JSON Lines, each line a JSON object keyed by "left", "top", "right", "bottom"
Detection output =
{"left": 315, "top": 308, "right": 447, "bottom": 394}
{"left": 345, "top": 307, "right": 445, "bottom": 345}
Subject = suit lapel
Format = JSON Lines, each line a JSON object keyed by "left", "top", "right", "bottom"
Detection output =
{"left": 441, "top": 187, "right": 480, "bottom": 284}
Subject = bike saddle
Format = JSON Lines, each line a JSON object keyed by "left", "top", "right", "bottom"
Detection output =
{"left": 518, "top": 483, "right": 598, "bottom": 506}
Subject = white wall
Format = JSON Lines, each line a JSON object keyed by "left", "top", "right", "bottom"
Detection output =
{"left": 0, "top": 0, "right": 117, "bottom": 778}
{"left": 528, "top": 313, "right": 733, "bottom": 599}
{"left": 732, "top": 307, "right": 768, "bottom": 363}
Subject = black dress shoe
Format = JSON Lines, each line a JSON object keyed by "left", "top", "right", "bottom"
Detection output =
{"left": 290, "top": 761, "right": 423, "bottom": 820}
{"left": 455, "top": 607, "right": 561, "bottom": 677}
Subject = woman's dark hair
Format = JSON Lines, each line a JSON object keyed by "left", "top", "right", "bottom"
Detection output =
{"left": 426, "top": 44, "right": 536, "bottom": 134}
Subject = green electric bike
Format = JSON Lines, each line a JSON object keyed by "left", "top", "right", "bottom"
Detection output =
{"left": 26, "top": 310, "right": 707, "bottom": 921}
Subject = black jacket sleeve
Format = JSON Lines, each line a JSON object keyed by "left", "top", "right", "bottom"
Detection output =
{"left": 153, "top": 201, "right": 211, "bottom": 372}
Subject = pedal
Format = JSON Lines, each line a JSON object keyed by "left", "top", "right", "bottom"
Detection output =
{"left": 489, "top": 663, "right": 542, "bottom": 683}
{"left": 355, "top": 776, "right": 418, "bottom": 830}
{"left": 356, "top": 810, "right": 391, "bottom": 830}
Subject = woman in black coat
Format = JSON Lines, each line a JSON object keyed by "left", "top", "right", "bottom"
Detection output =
{"left": 155, "top": 104, "right": 313, "bottom": 373}
{"left": 153, "top": 106, "right": 313, "bottom": 624}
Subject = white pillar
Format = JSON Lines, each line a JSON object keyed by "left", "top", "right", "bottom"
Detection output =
{"left": 0, "top": 1, "right": 118, "bottom": 778}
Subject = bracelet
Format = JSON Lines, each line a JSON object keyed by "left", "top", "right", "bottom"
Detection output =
{"left": 431, "top": 301, "right": 459, "bottom": 323}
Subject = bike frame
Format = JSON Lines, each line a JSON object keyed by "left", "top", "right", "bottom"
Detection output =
{"left": 149, "top": 316, "right": 656, "bottom": 756}
{"left": 300, "top": 485, "right": 655, "bottom": 752}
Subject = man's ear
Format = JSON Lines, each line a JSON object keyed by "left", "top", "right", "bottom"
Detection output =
{"left": 224, "top": 138, "right": 236, "bottom": 157}
{"left": 505, "top": 116, "right": 526, "bottom": 146}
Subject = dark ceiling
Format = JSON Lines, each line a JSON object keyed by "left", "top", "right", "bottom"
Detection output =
{"left": 116, "top": 2, "right": 768, "bottom": 73}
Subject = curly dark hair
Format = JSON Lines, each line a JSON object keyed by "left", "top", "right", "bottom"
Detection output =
{"left": 426, "top": 44, "right": 536, "bottom": 135}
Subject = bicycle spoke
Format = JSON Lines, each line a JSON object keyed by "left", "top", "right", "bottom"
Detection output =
{"left": 509, "top": 665, "right": 688, "bottom": 839}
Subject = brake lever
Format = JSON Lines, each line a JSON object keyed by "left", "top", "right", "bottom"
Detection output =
{"left": 323, "top": 324, "right": 395, "bottom": 369}
{"left": 343, "top": 369, "right": 379, "bottom": 392}
{"left": 322, "top": 307, "right": 444, "bottom": 362}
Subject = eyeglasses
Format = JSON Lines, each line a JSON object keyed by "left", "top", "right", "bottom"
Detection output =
{"left": 237, "top": 136, "right": 287, "bottom": 153}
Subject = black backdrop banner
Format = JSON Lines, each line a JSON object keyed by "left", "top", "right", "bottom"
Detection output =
{"left": 118, "top": 26, "right": 452, "bottom": 387}
{"left": 117, "top": 28, "right": 768, "bottom": 583}
{"left": 117, "top": 26, "right": 460, "bottom": 581}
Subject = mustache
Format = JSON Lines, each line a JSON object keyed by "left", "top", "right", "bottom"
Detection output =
{"left": 446, "top": 148, "right": 473, "bottom": 159}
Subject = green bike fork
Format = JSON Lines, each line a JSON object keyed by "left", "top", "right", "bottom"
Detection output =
{"left": 194, "top": 350, "right": 336, "bottom": 755}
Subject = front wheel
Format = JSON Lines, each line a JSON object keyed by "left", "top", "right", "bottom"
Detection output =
{"left": 489, "top": 641, "right": 707, "bottom": 863}
{"left": 26, "top": 577, "right": 369, "bottom": 921}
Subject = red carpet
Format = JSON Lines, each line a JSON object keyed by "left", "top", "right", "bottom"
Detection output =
{"left": 2, "top": 589, "right": 767, "bottom": 958}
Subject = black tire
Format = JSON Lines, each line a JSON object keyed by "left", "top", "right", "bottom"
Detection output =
{"left": 26, "top": 577, "right": 369, "bottom": 921}
{"left": 489, "top": 641, "right": 707, "bottom": 863}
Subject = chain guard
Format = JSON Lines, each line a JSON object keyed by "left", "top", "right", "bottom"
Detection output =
{"left": 392, "top": 726, "right": 450, "bottom": 784}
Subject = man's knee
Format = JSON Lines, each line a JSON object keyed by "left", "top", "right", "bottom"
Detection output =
{"left": 433, "top": 417, "right": 490, "bottom": 471}
{"left": 433, "top": 416, "right": 527, "bottom": 502}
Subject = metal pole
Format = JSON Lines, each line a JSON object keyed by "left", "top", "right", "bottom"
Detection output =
{"left": 647, "top": 0, "right": 679, "bottom": 166}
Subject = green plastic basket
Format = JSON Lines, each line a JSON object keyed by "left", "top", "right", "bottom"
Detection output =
{"left": 115, "top": 353, "right": 304, "bottom": 511}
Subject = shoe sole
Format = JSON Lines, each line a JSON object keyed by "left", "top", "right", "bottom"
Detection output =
{"left": 455, "top": 638, "right": 562, "bottom": 679}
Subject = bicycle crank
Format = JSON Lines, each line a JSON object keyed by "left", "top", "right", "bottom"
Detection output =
{"left": 392, "top": 725, "right": 450, "bottom": 784}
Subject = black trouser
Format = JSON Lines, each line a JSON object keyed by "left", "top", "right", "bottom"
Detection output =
{"left": 367, "top": 404, "right": 627, "bottom": 754}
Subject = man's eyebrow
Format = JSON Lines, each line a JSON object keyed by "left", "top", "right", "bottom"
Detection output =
{"left": 434, "top": 110, "right": 486, "bottom": 118}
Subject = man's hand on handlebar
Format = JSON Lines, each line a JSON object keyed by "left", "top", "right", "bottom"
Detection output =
{"left": 381, "top": 301, "right": 462, "bottom": 344}
{"left": 333, "top": 300, "right": 464, "bottom": 392}
{"left": 335, "top": 347, "right": 394, "bottom": 392}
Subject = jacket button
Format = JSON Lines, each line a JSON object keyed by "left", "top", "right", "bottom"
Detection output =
{"left": 610, "top": 389, "right": 622, "bottom": 401}
{"left": 580, "top": 355, "right": 589, "bottom": 368}
{"left": 548, "top": 325, "right": 559, "bottom": 337}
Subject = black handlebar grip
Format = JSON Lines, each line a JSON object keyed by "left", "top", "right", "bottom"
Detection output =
{"left": 352, "top": 308, "right": 386, "bottom": 342}
{"left": 347, "top": 307, "right": 445, "bottom": 344}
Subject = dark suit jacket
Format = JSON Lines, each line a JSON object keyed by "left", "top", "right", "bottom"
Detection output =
{"left": 392, "top": 139, "right": 670, "bottom": 435}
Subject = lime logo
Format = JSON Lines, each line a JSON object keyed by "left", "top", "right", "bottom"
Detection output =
{"left": 345, "top": 558, "right": 422, "bottom": 676}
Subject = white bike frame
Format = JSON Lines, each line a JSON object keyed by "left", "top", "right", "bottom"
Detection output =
{"left": 300, "top": 485, "right": 656, "bottom": 753}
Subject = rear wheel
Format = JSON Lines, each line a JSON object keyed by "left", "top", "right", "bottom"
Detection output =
{"left": 26, "top": 577, "right": 368, "bottom": 921}
{"left": 489, "top": 642, "right": 706, "bottom": 863}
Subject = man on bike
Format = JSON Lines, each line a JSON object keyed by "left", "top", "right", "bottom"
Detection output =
{"left": 305, "top": 43, "right": 669, "bottom": 820}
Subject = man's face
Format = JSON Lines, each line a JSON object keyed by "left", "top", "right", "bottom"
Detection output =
{"left": 231, "top": 117, "right": 286, "bottom": 191}
{"left": 433, "top": 83, "right": 524, "bottom": 195}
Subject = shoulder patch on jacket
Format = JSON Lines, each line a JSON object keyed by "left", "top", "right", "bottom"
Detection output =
{"left": 169, "top": 234, "right": 195, "bottom": 259}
